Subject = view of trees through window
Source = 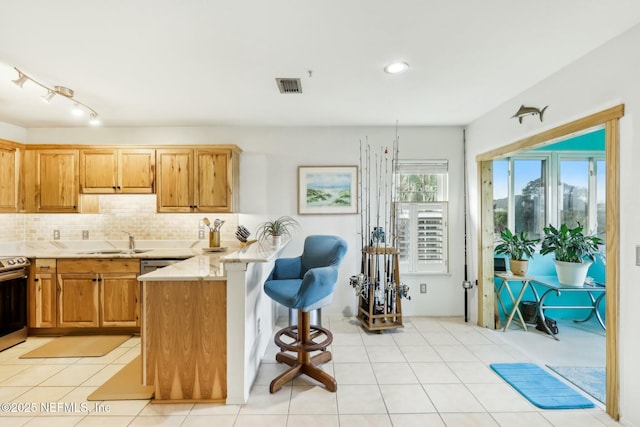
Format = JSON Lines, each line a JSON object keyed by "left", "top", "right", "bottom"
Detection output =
{"left": 493, "top": 154, "right": 604, "bottom": 242}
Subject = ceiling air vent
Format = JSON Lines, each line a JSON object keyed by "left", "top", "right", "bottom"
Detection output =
{"left": 276, "top": 78, "right": 302, "bottom": 94}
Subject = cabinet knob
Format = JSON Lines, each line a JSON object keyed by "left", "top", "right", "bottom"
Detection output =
{"left": 112, "top": 186, "right": 117, "bottom": 190}
{"left": 116, "top": 186, "right": 121, "bottom": 190}
{"left": 34, "top": 278, "right": 39, "bottom": 282}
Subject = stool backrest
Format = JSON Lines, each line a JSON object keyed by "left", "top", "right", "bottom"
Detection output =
{"left": 301, "top": 235, "right": 347, "bottom": 275}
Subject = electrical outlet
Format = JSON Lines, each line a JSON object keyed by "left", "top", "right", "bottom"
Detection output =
{"left": 420, "top": 283, "right": 427, "bottom": 293}
{"left": 637, "top": 246, "right": 640, "bottom": 266}
{"left": 198, "top": 229, "right": 205, "bottom": 239}
{"left": 53, "top": 230, "right": 60, "bottom": 240}
{"left": 82, "top": 230, "right": 89, "bottom": 240}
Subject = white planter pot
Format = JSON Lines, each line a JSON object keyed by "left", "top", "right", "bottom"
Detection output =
{"left": 554, "top": 260, "right": 592, "bottom": 286}
{"left": 271, "top": 235, "right": 283, "bottom": 246}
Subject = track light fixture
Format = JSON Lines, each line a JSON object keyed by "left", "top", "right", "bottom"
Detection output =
{"left": 11, "top": 67, "right": 101, "bottom": 126}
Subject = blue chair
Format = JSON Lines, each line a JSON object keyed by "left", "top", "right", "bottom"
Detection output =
{"left": 263, "top": 235, "right": 347, "bottom": 393}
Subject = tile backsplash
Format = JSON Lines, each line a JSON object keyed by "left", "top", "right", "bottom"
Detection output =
{"left": 1, "top": 195, "right": 238, "bottom": 243}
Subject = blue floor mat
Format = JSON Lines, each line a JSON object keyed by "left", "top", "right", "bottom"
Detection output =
{"left": 490, "top": 363, "right": 595, "bottom": 409}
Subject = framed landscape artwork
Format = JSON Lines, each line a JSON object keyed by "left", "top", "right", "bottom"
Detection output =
{"left": 298, "top": 166, "right": 358, "bottom": 214}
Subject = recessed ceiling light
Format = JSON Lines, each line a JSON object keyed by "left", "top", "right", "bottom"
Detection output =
{"left": 384, "top": 62, "right": 409, "bottom": 74}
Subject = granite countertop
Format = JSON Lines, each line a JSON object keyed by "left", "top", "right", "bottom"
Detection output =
{"left": 0, "top": 238, "right": 289, "bottom": 281}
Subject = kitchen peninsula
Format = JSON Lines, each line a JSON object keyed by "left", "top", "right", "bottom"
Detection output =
{"left": 138, "top": 240, "right": 288, "bottom": 404}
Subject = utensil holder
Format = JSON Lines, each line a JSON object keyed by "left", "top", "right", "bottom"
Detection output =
{"left": 209, "top": 231, "right": 220, "bottom": 248}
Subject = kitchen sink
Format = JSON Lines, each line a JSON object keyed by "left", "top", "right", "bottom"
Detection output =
{"left": 78, "top": 249, "right": 151, "bottom": 255}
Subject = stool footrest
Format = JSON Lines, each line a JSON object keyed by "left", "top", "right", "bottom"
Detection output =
{"left": 274, "top": 325, "right": 333, "bottom": 352}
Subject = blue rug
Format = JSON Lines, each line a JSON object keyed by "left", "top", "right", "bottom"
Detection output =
{"left": 490, "top": 363, "right": 595, "bottom": 409}
{"left": 547, "top": 366, "right": 605, "bottom": 404}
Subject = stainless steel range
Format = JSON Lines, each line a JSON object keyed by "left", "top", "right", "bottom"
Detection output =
{"left": 0, "top": 256, "right": 30, "bottom": 352}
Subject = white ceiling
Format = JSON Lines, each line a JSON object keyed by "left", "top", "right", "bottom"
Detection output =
{"left": 1, "top": 0, "right": 640, "bottom": 129}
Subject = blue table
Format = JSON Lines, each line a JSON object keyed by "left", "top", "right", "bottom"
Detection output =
{"left": 495, "top": 273, "right": 606, "bottom": 340}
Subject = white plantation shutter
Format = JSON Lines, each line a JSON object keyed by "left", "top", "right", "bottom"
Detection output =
{"left": 396, "top": 202, "right": 448, "bottom": 273}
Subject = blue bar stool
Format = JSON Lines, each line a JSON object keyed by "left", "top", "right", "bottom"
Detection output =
{"left": 263, "top": 235, "right": 347, "bottom": 393}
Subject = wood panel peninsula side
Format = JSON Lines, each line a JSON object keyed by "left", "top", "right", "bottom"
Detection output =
{"left": 138, "top": 240, "right": 289, "bottom": 404}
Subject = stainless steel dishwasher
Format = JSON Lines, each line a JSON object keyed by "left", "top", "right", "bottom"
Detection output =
{"left": 140, "top": 259, "right": 185, "bottom": 275}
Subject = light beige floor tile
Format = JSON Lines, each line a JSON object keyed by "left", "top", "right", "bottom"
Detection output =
{"left": 422, "top": 331, "right": 461, "bottom": 345}
{"left": 180, "top": 414, "right": 236, "bottom": 427}
{"left": 127, "top": 415, "right": 186, "bottom": 426}
{"left": 189, "top": 402, "right": 240, "bottom": 415}
{"left": 541, "top": 410, "right": 609, "bottom": 427}
{"left": 410, "top": 362, "right": 460, "bottom": 384}
{"left": 0, "top": 416, "right": 33, "bottom": 426}
{"left": 432, "top": 345, "right": 479, "bottom": 362}
{"left": 390, "top": 331, "right": 429, "bottom": 346}
{"left": 0, "top": 364, "right": 67, "bottom": 386}
{"left": 371, "top": 362, "right": 418, "bottom": 384}
{"left": 447, "top": 361, "right": 503, "bottom": 383}
{"left": 22, "top": 416, "right": 85, "bottom": 426}
{"left": 138, "top": 402, "right": 193, "bottom": 416}
{"left": 287, "top": 414, "right": 339, "bottom": 427}
{"left": 333, "top": 363, "right": 377, "bottom": 385}
{"left": 234, "top": 414, "right": 287, "bottom": 427}
{"left": 289, "top": 386, "right": 337, "bottom": 414}
{"left": 76, "top": 347, "right": 130, "bottom": 365}
{"left": 466, "top": 344, "right": 520, "bottom": 363}
{"left": 338, "top": 414, "right": 392, "bottom": 427}
{"left": 450, "top": 330, "right": 494, "bottom": 345}
{"left": 254, "top": 363, "right": 291, "bottom": 387}
{"left": 409, "top": 318, "right": 448, "bottom": 333}
{"left": 492, "top": 412, "right": 553, "bottom": 426}
{"left": 379, "top": 384, "right": 436, "bottom": 413}
{"left": 0, "top": 385, "right": 30, "bottom": 402}
{"left": 111, "top": 348, "right": 140, "bottom": 365}
{"left": 40, "top": 364, "right": 105, "bottom": 387}
{"left": 467, "top": 383, "right": 535, "bottom": 412}
{"left": 0, "top": 365, "right": 30, "bottom": 382}
{"left": 13, "top": 386, "right": 75, "bottom": 405}
{"left": 239, "top": 385, "right": 292, "bottom": 415}
{"left": 439, "top": 412, "right": 499, "bottom": 426}
{"left": 81, "top": 364, "right": 123, "bottom": 387}
{"left": 336, "top": 384, "right": 386, "bottom": 415}
{"left": 86, "top": 400, "right": 149, "bottom": 416}
{"left": 365, "top": 346, "right": 405, "bottom": 363}
{"left": 423, "top": 384, "right": 485, "bottom": 413}
{"left": 398, "top": 345, "right": 442, "bottom": 362}
{"left": 331, "top": 346, "right": 369, "bottom": 363}
{"left": 331, "top": 332, "right": 364, "bottom": 346}
{"left": 59, "top": 386, "right": 98, "bottom": 404}
{"left": 360, "top": 332, "right": 397, "bottom": 346}
{"left": 389, "top": 413, "right": 446, "bottom": 427}
{"left": 75, "top": 415, "right": 135, "bottom": 426}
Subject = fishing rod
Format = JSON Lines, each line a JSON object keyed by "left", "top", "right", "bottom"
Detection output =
{"left": 462, "top": 129, "right": 473, "bottom": 322}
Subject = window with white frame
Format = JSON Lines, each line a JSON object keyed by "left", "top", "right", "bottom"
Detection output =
{"left": 394, "top": 160, "right": 448, "bottom": 274}
{"left": 493, "top": 152, "right": 604, "bottom": 241}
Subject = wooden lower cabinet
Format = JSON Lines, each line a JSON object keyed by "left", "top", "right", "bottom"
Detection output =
{"left": 143, "top": 280, "right": 226, "bottom": 401}
{"left": 28, "top": 259, "right": 58, "bottom": 328}
{"left": 57, "top": 272, "right": 100, "bottom": 327}
{"left": 49, "top": 258, "right": 141, "bottom": 329}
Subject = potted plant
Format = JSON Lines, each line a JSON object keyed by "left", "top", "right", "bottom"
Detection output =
{"left": 540, "top": 223, "right": 602, "bottom": 286}
{"left": 255, "top": 216, "right": 300, "bottom": 245}
{"left": 494, "top": 228, "right": 539, "bottom": 276}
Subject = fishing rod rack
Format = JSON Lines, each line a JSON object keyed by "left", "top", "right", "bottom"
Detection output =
{"left": 349, "top": 136, "right": 409, "bottom": 333}
{"left": 352, "top": 246, "right": 404, "bottom": 332}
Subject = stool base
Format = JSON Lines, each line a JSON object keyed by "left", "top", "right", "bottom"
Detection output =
{"left": 270, "top": 311, "right": 336, "bottom": 393}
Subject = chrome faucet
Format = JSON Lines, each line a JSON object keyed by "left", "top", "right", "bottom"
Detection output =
{"left": 121, "top": 231, "right": 135, "bottom": 251}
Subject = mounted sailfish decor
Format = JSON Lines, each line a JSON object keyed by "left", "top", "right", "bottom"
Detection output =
{"left": 511, "top": 105, "right": 548, "bottom": 123}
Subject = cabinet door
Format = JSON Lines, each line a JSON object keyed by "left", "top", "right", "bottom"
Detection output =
{"left": 156, "top": 149, "right": 194, "bottom": 212}
{"left": 100, "top": 273, "right": 140, "bottom": 327}
{"left": 37, "top": 150, "right": 79, "bottom": 212}
{"left": 0, "top": 146, "right": 18, "bottom": 212}
{"left": 119, "top": 149, "right": 155, "bottom": 194}
{"left": 80, "top": 149, "right": 118, "bottom": 194}
{"left": 57, "top": 273, "right": 99, "bottom": 327}
{"left": 194, "top": 149, "right": 232, "bottom": 212}
{"left": 28, "top": 259, "right": 57, "bottom": 328}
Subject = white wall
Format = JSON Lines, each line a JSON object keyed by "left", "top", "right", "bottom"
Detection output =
{"left": 465, "top": 23, "right": 640, "bottom": 427}
{"left": 0, "top": 120, "right": 25, "bottom": 142}
{"left": 25, "top": 125, "right": 465, "bottom": 319}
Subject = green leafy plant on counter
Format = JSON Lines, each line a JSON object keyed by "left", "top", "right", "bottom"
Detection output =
{"left": 256, "top": 216, "right": 300, "bottom": 241}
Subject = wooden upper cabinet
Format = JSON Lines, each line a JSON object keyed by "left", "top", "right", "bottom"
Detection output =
{"left": 0, "top": 145, "right": 18, "bottom": 212}
{"left": 156, "top": 147, "right": 237, "bottom": 213}
{"left": 80, "top": 148, "right": 155, "bottom": 194}
{"left": 156, "top": 149, "right": 194, "bottom": 213}
{"left": 37, "top": 150, "right": 79, "bottom": 213}
{"left": 195, "top": 149, "right": 232, "bottom": 212}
